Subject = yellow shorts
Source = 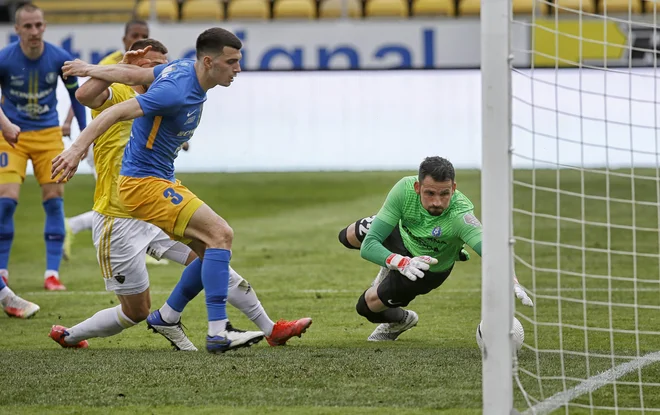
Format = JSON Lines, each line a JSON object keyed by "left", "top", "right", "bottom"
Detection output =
{"left": 118, "top": 175, "right": 203, "bottom": 241}
{"left": 0, "top": 126, "right": 64, "bottom": 184}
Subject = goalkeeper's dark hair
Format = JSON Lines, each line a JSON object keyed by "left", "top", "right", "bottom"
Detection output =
{"left": 196, "top": 27, "right": 242, "bottom": 59}
{"left": 129, "top": 38, "right": 168, "bottom": 55}
{"left": 418, "top": 156, "right": 455, "bottom": 183}
{"left": 124, "top": 19, "right": 148, "bottom": 36}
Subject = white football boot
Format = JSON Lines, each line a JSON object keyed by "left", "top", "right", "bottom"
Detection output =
{"left": 367, "top": 310, "right": 419, "bottom": 341}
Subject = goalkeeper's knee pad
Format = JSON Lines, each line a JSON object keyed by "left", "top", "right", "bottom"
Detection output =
{"left": 356, "top": 291, "right": 389, "bottom": 323}
{"left": 338, "top": 227, "right": 357, "bottom": 249}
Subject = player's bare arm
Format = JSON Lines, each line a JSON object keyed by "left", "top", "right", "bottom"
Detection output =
{"left": 0, "top": 104, "right": 19, "bottom": 148}
{"left": 51, "top": 98, "right": 144, "bottom": 182}
{"left": 62, "top": 107, "right": 74, "bottom": 137}
{"left": 75, "top": 77, "right": 112, "bottom": 109}
{"left": 62, "top": 60, "right": 155, "bottom": 86}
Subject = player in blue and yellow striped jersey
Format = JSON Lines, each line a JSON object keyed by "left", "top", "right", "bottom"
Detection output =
{"left": 0, "top": 3, "right": 87, "bottom": 291}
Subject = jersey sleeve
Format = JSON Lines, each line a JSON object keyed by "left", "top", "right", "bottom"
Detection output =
{"left": 152, "top": 63, "right": 168, "bottom": 80}
{"left": 360, "top": 217, "right": 398, "bottom": 267}
{"left": 454, "top": 212, "right": 483, "bottom": 253}
{"left": 135, "top": 76, "right": 184, "bottom": 117}
{"left": 374, "top": 178, "right": 408, "bottom": 227}
{"left": 93, "top": 84, "right": 131, "bottom": 113}
{"left": 59, "top": 49, "right": 79, "bottom": 89}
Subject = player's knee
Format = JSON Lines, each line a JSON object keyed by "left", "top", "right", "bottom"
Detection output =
{"left": 206, "top": 222, "right": 233, "bottom": 248}
{"left": 42, "top": 184, "right": 64, "bottom": 201}
{"left": 0, "top": 183, "right": 20, "bottom": 200}
{"left": 338, "top": 226, "right": 359, "bottom": 250}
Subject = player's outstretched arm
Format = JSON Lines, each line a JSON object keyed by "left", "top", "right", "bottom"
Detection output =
{"left": 62, "top": 59, "right": 155, "bottom": 86}
{"left": 51, "top": 98, "right": 144, "bottom": 182}
{"left": 75, "top": 77, "right": 112, "bottom": 109}
{"left": 455, "top": 213, "right": 534, "bottom": 307}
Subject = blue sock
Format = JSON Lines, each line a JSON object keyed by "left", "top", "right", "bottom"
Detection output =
{"left": 43, "top": 197, "right": 65, "bottom": 272}
{"left": 202, "top": 248, "right": 231, "bottom": 322}
{"left": 0, "top": 198, "right": 16, "bottom": 270}
{"left": 166, "top": 258, "right": 203, "bottom": 312}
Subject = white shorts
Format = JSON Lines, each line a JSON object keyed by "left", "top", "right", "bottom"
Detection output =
{"left": 92, "top": 211, "right": 192, "bottom": 295}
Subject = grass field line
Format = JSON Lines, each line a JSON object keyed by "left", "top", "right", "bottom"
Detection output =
{"left": 21, "top": 287, "right": 660, "bottom": 296}
{"left": 522, "top": 351, "right": 660, "bottom": 415}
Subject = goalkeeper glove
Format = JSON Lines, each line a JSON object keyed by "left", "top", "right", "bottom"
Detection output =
{"left": 385, "top": 254, "right": 438, "bottom": 282}
{"left": 457, "top": 247, "right": 470, "bottom": 262}
{"left": 514, "top": 282, "right": 534, "bottom": 307}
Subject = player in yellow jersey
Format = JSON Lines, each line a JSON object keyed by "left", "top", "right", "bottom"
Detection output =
{"left": 64, "top": 19, "right": 150, "bottom": 259}
{"left": 50, "top": 39, "right": 312, "bottom": 350}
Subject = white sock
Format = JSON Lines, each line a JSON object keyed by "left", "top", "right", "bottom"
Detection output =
{"left": 159, "top": 302, "right": 181, "bottom": 324}
{"left": 65, "top": 305, "right": 137, "bottom": 344}
{"left": 228, "top": 269, "right": 274, "bottom": 336}
{"left": 208, "top": 319, "right": 228, "bottom": 337}
{"left": 68, "top": 211, "right": 94, "bottom": 234}
{"left": 45, "top": 270, "right": 59, "bottom": 280}
{"left": 0, "top": 269, "right": 8, "bottom": 281}
{"left": 0, "top": 286, "right": 13, "bottom": 302}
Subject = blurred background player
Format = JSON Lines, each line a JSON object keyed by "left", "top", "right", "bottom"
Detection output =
{"left": 337, "top": 156, "right": 533, "bottom": 341}
{"left": 0, "top": 2, "right": 87, "bottom": 290}
{"left": 64, "top": 19, "right": 150, "bottom": 260}
{"left": 0, "top": 274, "right": 39, "bottom": 319}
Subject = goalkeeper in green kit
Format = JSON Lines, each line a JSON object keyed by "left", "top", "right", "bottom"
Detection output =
{"left": 338, "top": 156, "right": 534, "bottom": 341}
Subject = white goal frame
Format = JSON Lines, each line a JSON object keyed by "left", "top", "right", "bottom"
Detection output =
{"left": 480, "top": 0, "right": 516, "bottom": 413}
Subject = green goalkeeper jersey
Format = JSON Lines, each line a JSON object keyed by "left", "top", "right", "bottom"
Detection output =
{"left": 361, "top": 176, "right": 483, "bottom": 273}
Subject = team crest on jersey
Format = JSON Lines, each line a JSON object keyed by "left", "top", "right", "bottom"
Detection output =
{"left": 463, "top": 213, "right": 482, "bottom": 227}
{"left": 46, "top": 72, "right": 58, "bottom": 84}
{"left": 431, "top": 226, "right": 442, "bottom": 237}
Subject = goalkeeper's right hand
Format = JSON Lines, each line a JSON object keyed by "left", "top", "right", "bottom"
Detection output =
{"left": 385, "top": 254, "right": 438, "bottom": 282}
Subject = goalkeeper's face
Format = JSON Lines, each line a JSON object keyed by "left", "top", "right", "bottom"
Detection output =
{"left": 415, "top": 177, "right": 456, "bottom": 216}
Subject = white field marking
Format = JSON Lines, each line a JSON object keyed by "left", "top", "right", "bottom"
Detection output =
{"left": 22, "top": 287, "right": 660, "bottom": 296}
{"left": 522, "top": 351, "right": 660, "bottom": 415}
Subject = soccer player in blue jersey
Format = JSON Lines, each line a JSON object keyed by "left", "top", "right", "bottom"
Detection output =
{"left": 0, "top": 3, "right": 87, "bottom": 291}
{"left": 53, "top": 28, "right": 271, "bottom": 353}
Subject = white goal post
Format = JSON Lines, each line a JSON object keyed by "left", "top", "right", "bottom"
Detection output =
{"left": 480, "top": 0, "right": 516, "bottom": 412}
{"left": 482, "top": 0, "right": 660, "bottom": 414}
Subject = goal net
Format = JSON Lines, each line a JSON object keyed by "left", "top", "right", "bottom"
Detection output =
{"left": 503, "top": 0, "right": 660, "bottom": 413}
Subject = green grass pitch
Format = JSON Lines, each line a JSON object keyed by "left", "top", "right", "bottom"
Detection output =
{"left": 0, "top": 170, "right": 658, "bottom": 414}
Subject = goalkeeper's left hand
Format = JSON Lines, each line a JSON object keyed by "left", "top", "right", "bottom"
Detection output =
{"left": 514, "top": 281, "right": 534, "bottom": 307}
{"left": 457, "top": 247, "right": 470, "bottom": 262}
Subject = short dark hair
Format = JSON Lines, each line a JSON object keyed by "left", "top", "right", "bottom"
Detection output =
{"left": 196, "top": 28, "right": 242, "bottom": 59}
{"left": 129, "top": 38, "right": 168, "bottom": 55}
{"left": 124, "top": 19, "right": 148, "bottom": 36}
{"left": 15, "top": 2, "right": 40, "bottom": 23}
{"left": 419, "top": 156, "right": 455, "bottom": 183}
